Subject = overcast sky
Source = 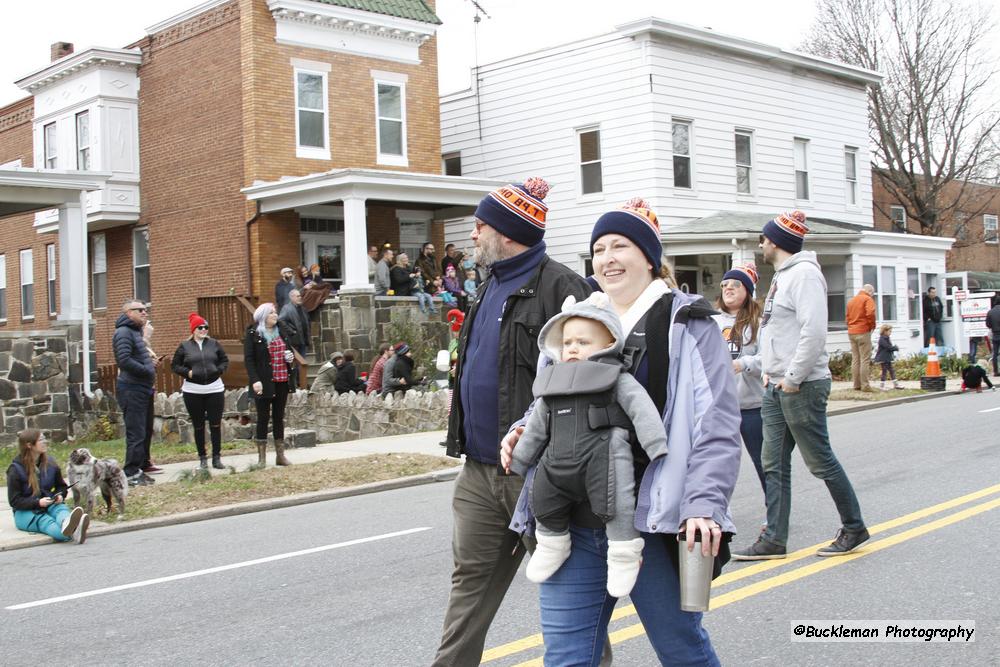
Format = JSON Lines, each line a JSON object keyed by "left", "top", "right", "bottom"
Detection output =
{"left": 1, "top": 0, "right": 820, "bottom": 108}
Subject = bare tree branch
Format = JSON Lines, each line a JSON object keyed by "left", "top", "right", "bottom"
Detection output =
{"left": 803, "top": 0, "right": 1000, "bottom": 236}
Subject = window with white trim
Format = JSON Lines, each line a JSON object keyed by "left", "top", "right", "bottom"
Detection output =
{"left": 890, "top": 205, "right": 907, "bottom": 233}
{"left": 672, "top": 120, "right": 692, "bottom": 189}
{"left": 863, "top": 263, "right": 897, "bottom": 320}
{"left": 46, "top": 244, "right": 56, "bottom": 316}
{"left": 375, "top": 81, "right": 406, "bottom": 164}
{"left": 907, "top": 268, "right": 920, "bottom": 320}
{"left": 91, "top": 234, "right": 107, "bottom": 310}
{"left": 0, "top": 254, "right": 6, "bottom": 321}
{"left": 398, "top": 217, "right": 430, "bottom": 261}
{"left": 133, "top": 227, "right": 150, "bottom": 304}
{"left": 735, "top": 130, "right": 753, "bottom": 194}
{"left": 295, "top": 69, "right": 328, "bottom": 158}
{"left": 880, "top": 266, "right": 897, "bottom": 320}
{"left": 822, "top": 263, "right": 846, "bottom": 329}
{"left": 20, "top": 249, "right": 33, "bottom": 319}
{"left": 44, "top": 122, "right": 57, "bottom": 169}
{"left": 984, "top": 214, "right": 998, "bottom": 244}
{"left": 794, "top": 138, "right": 809, "bottom": 200}
{"left": 844, "top": 147, "right": 858, "bottom": 205}
{"left": 76, "top": 111, "right": 91, "bottom": 170}
{"left": 578, "top": 128, "right": 603, "bottom": 195}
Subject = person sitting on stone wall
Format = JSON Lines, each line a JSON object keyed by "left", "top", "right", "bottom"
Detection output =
{"left": 383, "top": 342, "right": 420, "bottom": 395}
{"left": 310, "top": 351, "right": 344, "bottom": 395}
{"left": 334, "top": 352, "right": 367, "bottom": 394}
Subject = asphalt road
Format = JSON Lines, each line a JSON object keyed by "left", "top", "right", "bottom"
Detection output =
{"left": 1, "top": 391, "right": 998, "bottom": 666}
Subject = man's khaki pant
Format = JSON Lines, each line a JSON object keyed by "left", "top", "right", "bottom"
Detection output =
{"left": 433, "top": 459, "right": 533, "bottom": 667}
{"left": 849, "top": 332, "right": 873, "bottom": 390}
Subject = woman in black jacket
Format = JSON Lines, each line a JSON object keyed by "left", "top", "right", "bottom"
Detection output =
{"left": 389, "top": 253, "right": 417, "bottom": 296}
{"left": 334, "top": 352, "right": 367, "bottom": 394}
{"left": 172, "top": 313, "right": 230, "bottom": 469}
{"left": 244, "top": 303, "right": 297, "bottom": 466}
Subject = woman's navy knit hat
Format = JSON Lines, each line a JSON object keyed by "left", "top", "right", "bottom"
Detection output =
{"left": 762, "top": 210, "right": 809, "bottom": 253}
{"left": 589, "top": 197, "right": 663, "bottom": 272}
{"left": 722, "top": 262, "right": 759, "bottom": 296}
{"left": 473, "top": 177, "right": 550, "bottom": 247}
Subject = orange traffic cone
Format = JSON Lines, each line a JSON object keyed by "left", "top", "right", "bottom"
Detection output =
{"left": 925, "top": 337, "right": 941, "bottom": 377}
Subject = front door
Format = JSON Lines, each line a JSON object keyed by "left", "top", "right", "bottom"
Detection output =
{"left": 301, "top": 233, "right": 343, "bottom": 289}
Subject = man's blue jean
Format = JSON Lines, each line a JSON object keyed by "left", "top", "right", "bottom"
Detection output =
{"left": 539, "top": 525, "right": 720, "bottom": 667}
{"left": 924, "top": 320, "right": 944, "bottom": 347}
{"left": 760, "top": 378, "right": 865, "bottom": 547}
{"left": 13, "top": 503, "right": 72, "bottom": 542}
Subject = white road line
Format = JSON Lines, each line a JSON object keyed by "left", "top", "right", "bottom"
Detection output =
{"left": 5, "top": 527, "right": 432, "bottom": 611}
{"left": 978, "top": 406, "right": 1000, "bottom": 413}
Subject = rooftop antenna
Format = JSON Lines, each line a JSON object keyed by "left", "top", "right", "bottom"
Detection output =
{"left": 465, "top": 0, "right": 490, "bottom": 145}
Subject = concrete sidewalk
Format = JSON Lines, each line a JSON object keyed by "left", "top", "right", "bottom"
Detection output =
{"left": 0, "top": 429, "right": 450, "bottom": 551}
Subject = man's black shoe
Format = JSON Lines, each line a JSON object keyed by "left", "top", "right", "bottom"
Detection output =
{"left": 731, "top": 537, "right": 787, "bottom": 561}
{"left": 816, "top": 528, "right": 870, "bottom": 556}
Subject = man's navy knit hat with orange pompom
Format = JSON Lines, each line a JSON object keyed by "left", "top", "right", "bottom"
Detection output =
{"left": 762, "top": 210, "right": 809, "bottom": 254}
{"left": 474, "top": 177, "right": 551, "bottom": 247}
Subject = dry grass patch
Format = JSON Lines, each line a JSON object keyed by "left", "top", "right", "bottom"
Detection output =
{"left": 829, "top": 388, "right": 928, "bottom": 402}
{"left": 104, "top": 454, "right": 459, "bottom": 522}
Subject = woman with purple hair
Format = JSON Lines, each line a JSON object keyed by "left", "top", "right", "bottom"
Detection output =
{"left": 243, "top": 302, "right": 297, "bottom": 466}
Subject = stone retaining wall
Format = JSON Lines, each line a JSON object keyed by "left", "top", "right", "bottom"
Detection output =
{"left": 86, "top": 387, "right": 450, "bottom": 446}
{"left": 0, "top": 326, "right": 95, "bottom": 445}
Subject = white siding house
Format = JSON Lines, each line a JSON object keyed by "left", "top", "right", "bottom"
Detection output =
{"left": 440, "top": 18, "right": 953, "bottom": 357}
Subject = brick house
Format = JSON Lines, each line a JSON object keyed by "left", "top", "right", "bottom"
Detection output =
{"left": 872, "top": 170, "right": 1000, "bottom": 273}
{"left": 0, "top": 0, "right": 494, "bottom": 371}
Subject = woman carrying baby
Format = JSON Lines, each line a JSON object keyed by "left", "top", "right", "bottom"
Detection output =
{"left": 6, "top": 429, "right": 90, "bottom": 544}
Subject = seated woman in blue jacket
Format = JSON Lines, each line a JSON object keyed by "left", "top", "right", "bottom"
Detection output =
{"left": 6, "top": 429, "right": 90, "bottom": 544}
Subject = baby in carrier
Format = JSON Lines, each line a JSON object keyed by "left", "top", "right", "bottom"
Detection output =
{"left": 507, "top": 292, "right": 667, "bottom": 596}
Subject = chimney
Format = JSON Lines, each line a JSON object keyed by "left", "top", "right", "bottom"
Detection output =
{"left": 50, "top": 42, "right": 74, "bottom": 62}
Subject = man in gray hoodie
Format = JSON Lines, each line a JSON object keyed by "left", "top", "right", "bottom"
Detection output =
{"left": 733, "top": 211, "right": 868, "bottom": 561}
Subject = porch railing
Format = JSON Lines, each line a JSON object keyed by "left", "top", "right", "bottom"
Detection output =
{"left": 196, "top": 295, "right": 259, "bottom": 341}
{"left": 96, "top": 362, "right": 185, "bottom": 396}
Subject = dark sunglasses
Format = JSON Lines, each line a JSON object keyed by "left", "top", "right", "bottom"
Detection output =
{"left": 195, "top": 325, "right": 209, "bottom": 331}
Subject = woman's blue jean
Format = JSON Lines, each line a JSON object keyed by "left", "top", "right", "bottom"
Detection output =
{"left": 740, "top": 407, "right": 766, "bottom": 496}
{"left": 13, "top": 503, "right": 72, "bottom": 542}
{"left": 539, "top": 524, "right": 720, "bottom": 666}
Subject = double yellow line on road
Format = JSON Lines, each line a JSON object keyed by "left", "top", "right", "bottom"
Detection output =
{"left": 481, "top": 482, "right": 1000, "bottom": 666}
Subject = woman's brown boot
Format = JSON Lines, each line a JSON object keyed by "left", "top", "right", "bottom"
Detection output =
{"left": 255, "top": 439, "right": 267, "bottom": 466}
{"left": 274, "top": 439, "right": 292, "bottom": 466}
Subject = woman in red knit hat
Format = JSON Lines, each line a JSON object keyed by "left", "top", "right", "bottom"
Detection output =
{"left": 171, "top": 313, "right": 230, "bottom": 469}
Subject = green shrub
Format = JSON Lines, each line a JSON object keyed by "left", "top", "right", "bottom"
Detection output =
{"left": 383, "top": 310, "right": 440, "bottom": 377}
{"left": 831, "top": 350, "right": 963, "bottom": 381}
{"left": 80, "top": 415, "right": 118, "bottom": 443}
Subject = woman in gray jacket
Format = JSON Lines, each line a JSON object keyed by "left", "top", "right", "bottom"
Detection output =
{"left": 503, "top": 198, "right": 741, "bottom": 666}
{"left": 712, "top": 263, "right": 766, "bottom": 497}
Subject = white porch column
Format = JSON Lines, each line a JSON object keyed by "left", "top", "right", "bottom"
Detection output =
{"left": 341, "top": 196, "right": 373, "bottom": 292}
{"left": 57, "top": 202, "right": 88, "bottom": 321}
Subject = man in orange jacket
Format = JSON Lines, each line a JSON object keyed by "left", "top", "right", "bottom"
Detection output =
{"left": 846, "top": 284, "right": 877, "bottom": 391}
